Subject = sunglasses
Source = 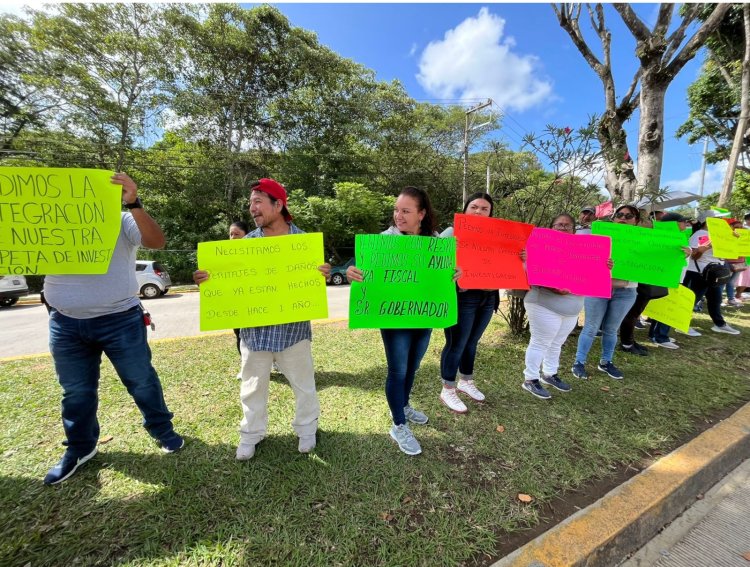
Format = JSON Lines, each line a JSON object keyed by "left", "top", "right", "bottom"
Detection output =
{"left": 614, "top": 212, "right": 636, "bottom": 220}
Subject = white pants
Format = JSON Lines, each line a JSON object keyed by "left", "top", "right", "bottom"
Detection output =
{"left": 523, "top": 303, "right": 578, "bottom": 382}
{"left": 238, "top": 339, "right": 320, "bottom": 443}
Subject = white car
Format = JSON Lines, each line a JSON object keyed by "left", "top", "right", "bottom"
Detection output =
{"left": 0, "top": 275, "right": 29, "bottom": 307}
{"left": 135, "top": 261, "right": 172, "bottom": 299}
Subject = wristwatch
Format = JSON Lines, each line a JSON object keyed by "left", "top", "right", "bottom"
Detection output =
{"left": 124, "top": 197, "right": 143, "bottom": 210}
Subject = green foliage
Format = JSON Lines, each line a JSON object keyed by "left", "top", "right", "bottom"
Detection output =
{"left": 698, "top": 171, "right": 750, "bottom": 216}
{"left": 677, "top": 4, "right": 746, "bottom": 165}
{"left": 289, "top": 183, "right": 395, "bottom": 262}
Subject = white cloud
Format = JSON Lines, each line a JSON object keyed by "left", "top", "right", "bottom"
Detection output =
{"left": 663, "top": 161, "right": 727, "bottom": 196}
{"left": 408, "top": 43, "right": 417, "bottom": 57}
{"left": 416, "top": 8, "right": 554, "bottom": 112}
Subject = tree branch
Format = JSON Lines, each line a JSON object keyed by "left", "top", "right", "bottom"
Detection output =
{"left": 666, "top": 3, "right": 732, "bottom": 78}
{"left": 613, "top": 3, "right": 650, "bottom": 42}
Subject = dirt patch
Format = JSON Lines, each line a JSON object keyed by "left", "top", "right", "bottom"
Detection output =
{"left": 471, "top": 400, "right": 749, "bottom": 566}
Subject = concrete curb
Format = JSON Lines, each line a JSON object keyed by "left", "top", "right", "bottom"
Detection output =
{"left": 492, "top": 402, "right": 750, "bottom": 567}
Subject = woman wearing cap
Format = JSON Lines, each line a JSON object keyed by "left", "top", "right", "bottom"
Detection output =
{"left": 347, "top": 186, "right": 458, "bottom": 456}
{"left": 684, "top": 212, "right": 741, "bottom": 335}
{"left": 437, "top": 192, "right": 498, "bottom": 413}
{"left": 572, "top": 205, "right": 639, "bottom": 381}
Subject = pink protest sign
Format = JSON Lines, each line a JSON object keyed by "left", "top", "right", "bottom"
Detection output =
{"left": 526, "top": 227, "right": 612, "bottom": 298}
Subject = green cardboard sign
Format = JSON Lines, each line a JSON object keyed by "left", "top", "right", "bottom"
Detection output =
{"left": 349, "top": 234, "right": 457, "bottom": 329}
{"left": 197, "top": 233, "right": 328, "bottom": 331}
{"left": 591, "top": 221, "right": 688, "bottom": 287}
{"left": 0, "top": 167, "right": 121, "bottom": 275}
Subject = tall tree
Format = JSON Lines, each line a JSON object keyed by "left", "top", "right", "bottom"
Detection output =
{"left": 717, "top": 5, "right": 750, "bottom": 206}
{"left": 0, "top": 15, "right": 62, "bottom": 152}
{"left": 553, "top": 3, "right": 731, "bottom": 202}
{"left": 27, "top": 4, "right": 169, "bottom": 169}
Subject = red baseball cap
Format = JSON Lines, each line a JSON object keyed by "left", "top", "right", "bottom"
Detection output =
{"left": 253, "top": 178, "right": 292, "bottom": 222}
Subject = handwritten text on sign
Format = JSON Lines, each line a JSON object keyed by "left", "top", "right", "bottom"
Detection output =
{"left": 526, "top": 228, "right": 612, "bottom": 297}
{"left": 705, "top": 218, "right": 750, "bottom": 259}
{"left": 349, "top": 234, "right": 457, "bottom": 329}
{"left": 197, "top": 233, "right": 328, "bottom": 331}
{"left": 454, "top": 214, "right": 533, "bottom": 289}
{"left": 0, "top": 167, "right": 121, "bottom": 275}
{"left": 642, "top": 284, "right": 696, "bottom": 333}
{"left": 591, "top": 221, "right": 688, "bottom": 287}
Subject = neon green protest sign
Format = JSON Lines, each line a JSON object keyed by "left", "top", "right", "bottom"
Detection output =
{"left": 349, "top": 234, "right": 457, "bottom": 329}
{"left": 197, "top": 233, "right": 328, "bottom": 331}
{"left": 591, "top": 221, "right": 688, "bottom": 287}
{"left": 0, "top": 167, "right": 121, "bottom": 275}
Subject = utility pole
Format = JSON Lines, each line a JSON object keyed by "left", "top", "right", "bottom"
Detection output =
{"left": 699, "top": 137, "right": 708, "bottom": 198}
{"left": 463, "top": 99, "right": 492, "bottom": 204}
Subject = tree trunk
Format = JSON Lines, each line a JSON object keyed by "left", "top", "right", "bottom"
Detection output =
{"left": 718, "top": 4, "right": 750, "bottom": 207}
{"left": 598, "top": 112, "right": 637, "bottom": 201}
{"left": 635, "top": 75, "right": 668, "bottom": 198}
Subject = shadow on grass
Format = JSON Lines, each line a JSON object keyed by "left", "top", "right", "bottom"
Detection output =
{"left": 1, "top": 432, "right": 452, "bottom": 566}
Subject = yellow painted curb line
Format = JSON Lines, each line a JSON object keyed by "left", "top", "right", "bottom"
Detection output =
{"left": 493, "top": 402, "right": 750, "bottom": 567}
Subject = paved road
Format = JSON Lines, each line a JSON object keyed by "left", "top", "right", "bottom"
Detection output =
{"left": 0, "top": 285, "right": 351, "bottom": 359}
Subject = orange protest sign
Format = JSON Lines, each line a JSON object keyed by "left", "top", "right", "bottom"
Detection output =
{"left": 454, "top": 214, "right": 534, "bottom": 289}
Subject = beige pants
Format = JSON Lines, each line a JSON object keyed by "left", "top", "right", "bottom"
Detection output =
{"left": 238, "top": 339, "right": 320, "bottom": 443}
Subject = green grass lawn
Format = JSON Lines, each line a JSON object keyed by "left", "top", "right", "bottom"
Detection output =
{"left": 1, "top": 308, "right": 749, "bottom": 566}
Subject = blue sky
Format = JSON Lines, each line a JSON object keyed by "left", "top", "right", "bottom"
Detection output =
{"left": 268, "top": 3, "right": 726, "bottom": 198}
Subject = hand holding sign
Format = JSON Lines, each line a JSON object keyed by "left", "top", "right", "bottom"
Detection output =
{"left": 0, "top": 167, "right": 121, "bottom": 275}
{"left": 197, "top": 233, "right": 328, "bottom": 331}
{"left": 349, "top": 234, "right": 457, "bottom": 329}
{"left": 454, "top": 214, "right": 533, "bottom": 289}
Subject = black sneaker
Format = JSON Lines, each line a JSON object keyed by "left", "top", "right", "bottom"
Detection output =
{"left": 634, "top": 319, "right": 646, "bottom": 330}
{"left": 540, "top": 373, "right": 572, "bottom": 392}
{"left": 620, "top": 342, "right": 649, "bottom": 356}
{"left": 571, "top": 362, "right": 589, "bottom": 380}
{"left": 44, "top": 447, "right": 98, "bottom": 485}
{"left": 158, "top": 433, "right": 185, "bottom": 454}
{"left": 597, "top": 361, "right": 624, "bottom": 380}
{"left": 521, "top": 380, "right": 551, "bottom": 400}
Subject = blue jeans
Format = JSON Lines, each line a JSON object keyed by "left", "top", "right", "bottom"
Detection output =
{"left": 575, "top": 287, "right": 637, "bottom": 365}
{"left": 440, "top": 290, "right": 496, "bottom": 385}
{"left": 648, "top": 320, "right": 671, "bottom": 344}
{"left": 49, "top": 306, "right": 177, "bottom": 457}
{"left": 380, "top": 328, "right": 432, "bottom": 426}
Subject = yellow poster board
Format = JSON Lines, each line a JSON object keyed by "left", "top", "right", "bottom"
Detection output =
{"left": 737, "top": 229, "right": 750, "bottom": 257}
{"left": 197, "top": 233, "right": 328, "bottom": 331}
{"left": 705, "top": 217, "right": 744, "bottom": 259}
{"left": 0, "top": 167, "right": 121, "bottom": 275}
{"left": 642, "top": 284, "right": 696, "bottom": 333}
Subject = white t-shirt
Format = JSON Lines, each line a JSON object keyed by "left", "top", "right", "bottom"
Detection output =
{"left": 687, "top": 229, "right": 718, "bottom": 273}
{"left": 44, "top": 213, "right": 142, "bottom": 318}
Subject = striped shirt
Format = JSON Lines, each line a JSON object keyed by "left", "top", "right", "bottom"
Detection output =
{"left": 239, "top": 223, "right": 313, "bottom": 352}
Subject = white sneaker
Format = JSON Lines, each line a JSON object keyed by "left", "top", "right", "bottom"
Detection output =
{"left": 676, "top": 327, "right": 702, "bottom": 337}
{"left": 653, "top": 340, "right": 679, "bottom": 350}
{"left": 298, "top": 435, "right": 316, "bottom": 454}
{"left": 440, "top": 387, "right": 468, "bottom": 413}
{"left": 236, "top": 442, "right": 256, "bottom": 461}
{"left": 457, "top": 379, "right": 485, "bottom": 402}
{"left": 711, "top": 324, "right": 740, "bottom": 335}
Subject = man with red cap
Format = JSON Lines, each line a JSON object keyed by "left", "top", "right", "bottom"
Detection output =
{"left": 194, "top": 178, "right": 330, "bottom": 460}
